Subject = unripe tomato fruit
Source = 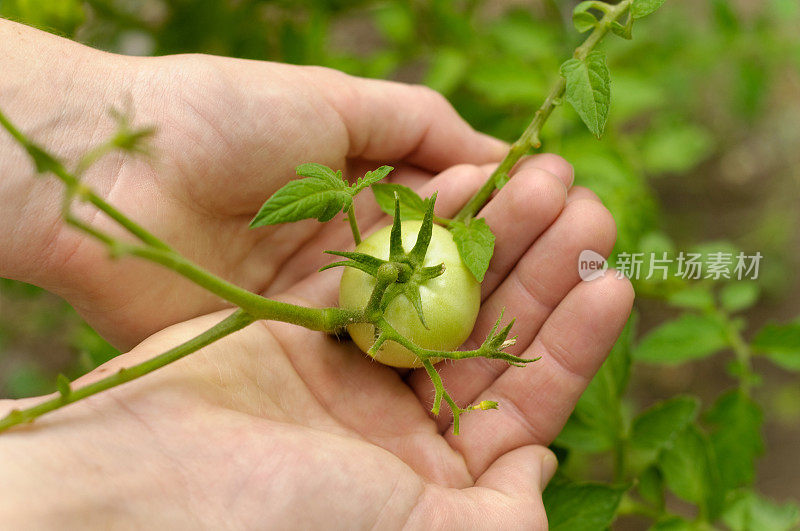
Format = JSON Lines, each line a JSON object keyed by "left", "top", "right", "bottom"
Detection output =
{"left": 339, "top": 220, "right": 481, "bottom": 368}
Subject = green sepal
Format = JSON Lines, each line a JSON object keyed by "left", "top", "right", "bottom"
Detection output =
{"left": 379, "top": 283, "right": 404, "bottom": 312}
{"left": 417, "top": 264, "right": 446, "bottom": 282}
{"left": 480, "top": 312, "right": 534, "bottom": 367}
{"left": 403, "top": 283, "right": 429, "bottom": 329}
{"left": 407, "top": 192, "right": 437, "bottom": 267}
{"left": 318, "top": 250, "right": 387, "bottom": 276}
{"left": 323, "top": 250, "right": 385, "bottom": 269}
{"left": 389, "top": 193, "right": 404, "bottom": 261}
{"left": 318, "top": 260, "right": 377, "bottom": 276}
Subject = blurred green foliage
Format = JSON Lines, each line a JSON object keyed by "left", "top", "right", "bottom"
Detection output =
{"left": 1, "top": 0, "right": 799, "bottom": 527}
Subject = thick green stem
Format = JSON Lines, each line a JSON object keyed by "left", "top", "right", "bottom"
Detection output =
{"left": 83, "top": 188, "right": 171, "bottom": 250}
{"left": 64, "top": 209, "right": 359, "bottom": 331}
{"left": 128, "top": 245, "right": 358, "bottom": 330}
{"left": 0, "top": 310, "right": 255, "bottom": 433}
{"left": 454, "top": 0, "right": 633, "bottom": 222}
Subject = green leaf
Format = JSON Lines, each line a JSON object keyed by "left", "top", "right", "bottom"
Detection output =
{"left": 449, "top": 218, "right": 495, "bottom": 282}
{"left": 632, "top": 313, "right": 728, "bottom": 364}
{"left": 721, "top": 490, "right": 800, "bottom": 531}
{"left": 556, "top": 415, "right": 615, "bottom": 452}
{"left": 573, "top": 13, "right": 597, "bottom": 33}
{"left": 651, "top": 516, "right": 703, "bottom": 531}
{"left": 705, "top": 390, "right": 763, "bottom": 491}
{"left": 637, "top": 466, "right": 664, "bottom": 509}
{"left": 371, "top": 183, "right": 427, "bottom": 220}
{"left": 249, "top": 164, "right": 351, "bottom": 227}
{"left": 543, "top": 480, "right": 627, "bottom": 531}
{"left": 295, "top": 162, "right": 342, "bottom": 182}
{"left": 666, "top": 286, "right": 715, "bottom": 311}
{"left": 424, "top": 48, "right": 468, "bottom": 95}
{"left": 467, "top": 59, "right": 548, "bottom": 106}
{"left": 560, "top": 51, "right": 611, "bottom": 138}
{"left": 374, "top": 2, "right": 414, "bottom": 45}
{"left": 751, "top": 321, "right": 800, "bottom": 370}
{"left": 610, "top": 18, "right": 633, "bottom": 40}
{"left": 3, "top": 0, "right": 86, "bottom": 35}
{"left": 631, "top": 396, "right": 699, "bottom": 454}
{"left": 642, "top": 123, "right": 714, "bottom": 174}
{"left": 659, "top": 425, "right": 723, "bottom": 518}
{"left": 631, "top": 0, "right": 667, "bottom": 19}
{"left": 572, "top": 2, "right": 599, "bottom": 33}
{"left": 719, "top": 282, "right": 759, "bottom": 313}
{"left": 489, "top": 13, "right": 559, "bottom": 63}
{"left": 352, "top": 165, "right": 393, "bottom": 195}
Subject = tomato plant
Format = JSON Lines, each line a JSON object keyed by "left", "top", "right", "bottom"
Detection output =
{"left": 4, "top": 1, "right": 799, "bottom": 528}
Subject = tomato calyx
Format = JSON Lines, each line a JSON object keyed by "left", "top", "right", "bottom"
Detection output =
{"left": 321, "top": 192, "right": 444, "bottom": 327}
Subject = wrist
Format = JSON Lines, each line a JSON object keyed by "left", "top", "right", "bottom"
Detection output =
{"left": 0, "top": 19, "right": 134, "bottom": 290}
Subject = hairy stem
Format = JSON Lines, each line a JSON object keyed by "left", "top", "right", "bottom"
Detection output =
{"left": 0, "top": 108, "right": 363, "bottom": 333}
{"left": 346, "top": 203, "right": 362, "bottom": 245}
{"left": 420, "top": 358, "right": 473, "bottom": 435}
{"left": 454, "top": 0, "right": 632, "bottom": 222}
{"left": 0, "top": 310, "right": 255, "bottom": 433}
{"left": 421, "top": 359, "right": 445, "bottom": 416}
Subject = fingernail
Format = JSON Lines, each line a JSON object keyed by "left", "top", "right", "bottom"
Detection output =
{"left": 540, "top": 453, "right": 558, "bottom": 490}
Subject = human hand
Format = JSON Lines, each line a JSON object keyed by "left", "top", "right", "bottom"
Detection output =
{"left": 0, "top": 20, "right": 509, "bottom": 349}
{"left": 0, "top": 148, "right": 632, "bottom": 528}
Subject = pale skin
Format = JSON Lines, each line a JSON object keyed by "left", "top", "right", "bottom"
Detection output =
{"left": 0, "top": 19, "right": 634, "bottom": 529}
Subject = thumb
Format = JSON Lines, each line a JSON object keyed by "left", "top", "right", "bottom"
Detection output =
{"left": 476, "top": 444, "right": 559, "bottom": 496}
{"left": 406, "top": 445, "right": 557, "bottom": 530}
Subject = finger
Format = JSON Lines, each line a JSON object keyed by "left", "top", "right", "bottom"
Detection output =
{"left": 485, "top": 153, "right": 575, "bottom": 189}
{"left": 446, "top": 273, "right": 635, "bottom": 478}
{"left": 476, "top": 165, "right": 568, "bottom": 297}
{"left": 311, "top": 68, "right": 509, "bottom": 170}
{"left": 406, "top": 445, "right": 555, "bottom": 530}
{"left": 409, "top": 198, "right": 617, "bottom": 429}
{"left": 475, "top": 198, "right": 617, "bottom": 353}
{"left": 566, "top": 185, "right": 601, "bottom": 203}
{"left": 476, "top": 445, "right": 558, "bottom": 497}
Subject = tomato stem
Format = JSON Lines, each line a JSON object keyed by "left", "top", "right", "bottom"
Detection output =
{"left": 453, "top": 0, "right": 633, "bottom": 222}
{"left": 346, "top": 203, "right": 362, "bottom": 245}
{"left": 0, "top": 310, "right": 255, "bottom": 433}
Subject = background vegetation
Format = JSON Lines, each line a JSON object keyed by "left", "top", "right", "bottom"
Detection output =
{"left": 1, "top": 0, "right": 798, "bottom": 529}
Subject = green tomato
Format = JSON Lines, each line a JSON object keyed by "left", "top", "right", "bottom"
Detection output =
{"left": 339, "top": 220, "right": 481, "bottom": 368}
